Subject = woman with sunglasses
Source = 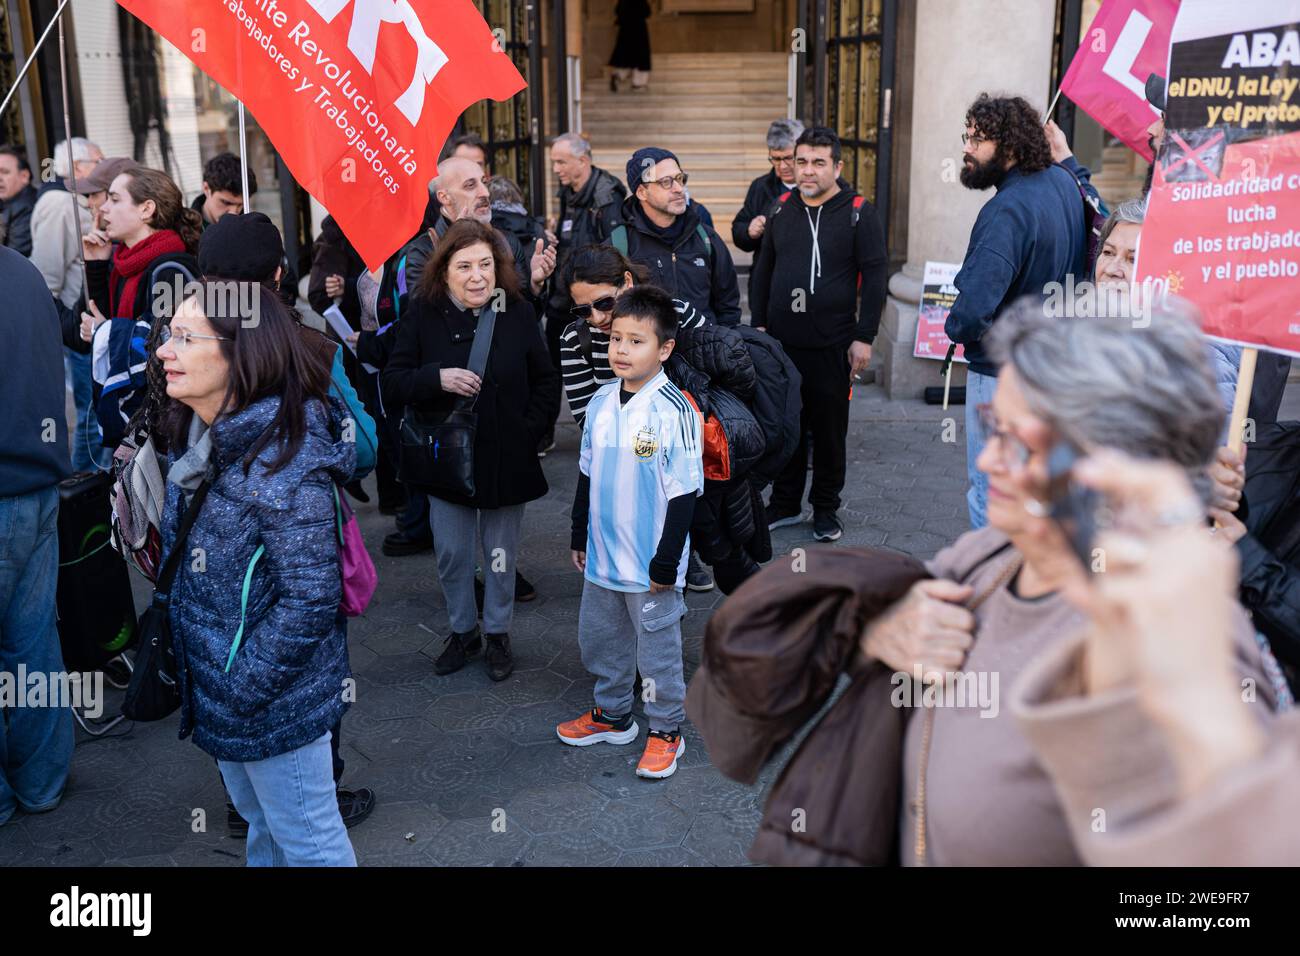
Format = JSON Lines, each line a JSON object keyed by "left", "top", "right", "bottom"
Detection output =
{"left": 559, "top": 243, "right": 706, "bottom": 427}
{"left": 854, "top": 294, "right": 1279, "bottom": 865}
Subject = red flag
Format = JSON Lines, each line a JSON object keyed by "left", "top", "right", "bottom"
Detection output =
{"left": 115, "top": 0, "right": 526, "bottom": 269}
{"left": 1060, "top": 0, "right": 1180, "bottom": 160}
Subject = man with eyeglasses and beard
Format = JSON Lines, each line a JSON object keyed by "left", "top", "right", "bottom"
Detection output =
{"left": 601, "top": 146, "right": 741, "bottom": 326}
{"left": 944, "top": 93, "right": 1088, "bottom": 531}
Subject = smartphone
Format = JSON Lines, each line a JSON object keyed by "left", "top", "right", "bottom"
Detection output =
{"left": 1045, "top": 441, "right": 1101, "bottom": 570}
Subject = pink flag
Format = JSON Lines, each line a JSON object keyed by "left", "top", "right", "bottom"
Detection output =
{"left": 1060, "top": 0, "right": 1180, "bottom": 161}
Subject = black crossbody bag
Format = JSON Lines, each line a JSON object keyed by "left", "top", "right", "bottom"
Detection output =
{"left": 121, "top": 477, "right": 212, "bottom": 722}
{"left": 398, "top": 307, "right": 497, "bottom": 497}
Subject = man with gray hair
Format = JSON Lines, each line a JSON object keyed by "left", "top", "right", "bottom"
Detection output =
{"left": 732, "top": 119, "right": 804, "bottom": 253}
{"left": 30, "top": 137, "right": 108, "bottom": 472}
{"left": 546, "top": 132, "right": 627, "bottom": 370}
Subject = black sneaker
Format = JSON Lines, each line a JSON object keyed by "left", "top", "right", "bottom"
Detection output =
{"left": 766, "top": 502, "right": 804, "bottom": 530}
{"left": 686, "top": 553, "right": 714, "bottom": 592}
{"left": 537, "top": 432, "right": 556, "bottom": 458}
{"left": 337, "top": 787, "right": 375, "bottom": 829}
{"left": 434, "top": 627, "right": 482, "bottom": 676}
{"left": 812, "top": 510, "right": 843, "bottom": 542}
{"left": 483, "top": 633, "right": 514, "bottom": 682}
{"left": 343, "top": 480, "right": 371, "bottom": 504}
{"left": 382, "top": 530, "right": 433, "bottom": 557}
{"left": 227, "top": 803, "right": 249, "bottom": 839}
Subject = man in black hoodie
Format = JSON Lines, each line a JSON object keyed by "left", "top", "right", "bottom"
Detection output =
{"left": 750, "top": 127, "right": 888, "bottom": 543}
{"left": 602, "top": 146, "right": 741, "bottom": 326}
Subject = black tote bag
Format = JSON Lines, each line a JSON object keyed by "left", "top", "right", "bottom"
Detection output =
{"left": 398, "top": 306, "right": 497, "bottom": 498}
{"left": 121, "top": 478, "right": 212, "bottom": 722}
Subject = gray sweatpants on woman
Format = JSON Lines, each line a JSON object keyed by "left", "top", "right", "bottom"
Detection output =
{"left": 427, "top": 497, "right": 525, "bottom": 634}
{"left": 578, "top": 579, "right": 687, "bottom": 732}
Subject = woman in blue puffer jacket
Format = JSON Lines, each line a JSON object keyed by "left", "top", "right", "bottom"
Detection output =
{"left": 155, "top": 279, "right": 356, "bottom": 866}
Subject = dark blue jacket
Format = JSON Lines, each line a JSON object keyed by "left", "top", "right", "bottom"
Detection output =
{"left": 944, "top": 162, "right": 1088, "bottom": 376}
{"left": 0, "top": 247, "right": 71, "bottom": 496}
{"left": 165, "top": 395, "right": 355, "bottom": 762}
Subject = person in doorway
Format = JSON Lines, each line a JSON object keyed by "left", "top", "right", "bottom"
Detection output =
{"left": 944, "top": 94, "right": 1088, "bottom": 530}
{"left": 609, "top": 0, "right": 652, "bottom": 93}
{"left": 750, "top": 127, "right": 888, "bottom": 543}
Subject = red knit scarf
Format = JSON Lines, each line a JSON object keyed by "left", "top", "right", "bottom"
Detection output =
{"left": 110, "top": 229, "right": 187, "bottom": 318}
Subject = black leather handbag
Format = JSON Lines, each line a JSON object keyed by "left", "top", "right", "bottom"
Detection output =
{"left": 121, "top": 478, "right": 212, "bottom": 722}
{"left": 398, "top": 307, "right": 497, "bottom": 498}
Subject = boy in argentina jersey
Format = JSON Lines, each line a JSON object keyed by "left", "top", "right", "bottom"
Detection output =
{"left": 558, "top": 286, "right": 703, "bottom": 779}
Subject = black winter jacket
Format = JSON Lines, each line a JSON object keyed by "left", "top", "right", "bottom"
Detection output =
{"left": 549, "top": 166, "right": 627, "bottom": 314}
{"left": 380, "top": 294, "right": 560, "bottom": 509}
{"left": 732, "top": 170, "right": 791, "bottom": 253}
{"left": 602, "top": 197, "right": 741, "bottom": 325}
{"left": 1236, "top": 421, "right": 1300, "bottom": 689}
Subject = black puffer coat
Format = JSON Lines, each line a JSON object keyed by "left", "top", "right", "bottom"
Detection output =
{"left": 733, "top": 326, "right": 803, "bottom": 485}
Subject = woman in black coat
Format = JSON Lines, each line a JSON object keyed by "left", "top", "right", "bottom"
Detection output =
{"left": 382, "top": 220, "right": 559, "bottom": 681}
{"left": 610, "top": 0, "right": 652, "bottom": 92}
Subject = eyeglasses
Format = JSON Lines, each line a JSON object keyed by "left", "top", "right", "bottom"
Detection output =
{"left": 768, "top": 154, "right": 795, "bottom": 167}
{"left": 158, "top": 326, "right": 230, "bottom": 349}
{"left": 646, "top": 172, "right": 688, "bottom": 190}
{"left": 570, "top": 296, "right": 617, "bottom": 320}
{"left": 961, "top": 132, "right": 987, "bottom": 148}
{"left": 976, "top": 403, "right": 1030, "bottom": 468}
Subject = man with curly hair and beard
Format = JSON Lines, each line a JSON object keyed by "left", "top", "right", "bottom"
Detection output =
{"left": 945, "top": 93, "right": 1088, "bottom": 529}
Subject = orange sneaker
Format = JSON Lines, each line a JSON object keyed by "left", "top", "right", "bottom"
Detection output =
{"left": 556, "top": 708, "right": 639, "bottom": 747}
{"left": 636, "top": 730, "right": 686, "bottom": 779}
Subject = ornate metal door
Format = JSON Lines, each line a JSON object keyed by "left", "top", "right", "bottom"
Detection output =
{"left": 462, "top": 0, "right": 545, "bottom": 211}
{"left": 812, "top": 0, "right": 896, "bottom": 225}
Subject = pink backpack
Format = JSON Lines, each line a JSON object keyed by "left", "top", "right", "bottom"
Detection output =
{"left": 333, "top": 484, "right": 377, "bottom": 616}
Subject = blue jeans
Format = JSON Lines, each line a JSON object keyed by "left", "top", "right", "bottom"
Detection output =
{"left": 65, "top": 349, "right": 111, "bottom": 472}
{"left": 964, "top": 370, "right": 998, "bottom": 530}
{"left": 218, "top": 732, "right": 357, "bottom": 866}
{"left": 0, "top": 486, "right": 75, "bottom": 826}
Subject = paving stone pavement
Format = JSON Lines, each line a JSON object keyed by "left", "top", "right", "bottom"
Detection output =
{"left": 1, "top": 384, "right": 968, "bottom": 867}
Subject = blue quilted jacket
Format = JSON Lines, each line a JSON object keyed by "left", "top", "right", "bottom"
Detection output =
{"left": 164, "top": 395, "right": 355, "bottom": 762}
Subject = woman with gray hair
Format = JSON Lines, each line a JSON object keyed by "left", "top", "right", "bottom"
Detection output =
{"left": 853, "top": 293, "right": 1278, "bottom": 864}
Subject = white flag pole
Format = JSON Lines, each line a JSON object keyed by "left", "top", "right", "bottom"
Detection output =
{"left": 56, "top": 10, "right": 88, "bottom": 298}
{"left": 237, "top": 101, "right": 251, "bottom": 211}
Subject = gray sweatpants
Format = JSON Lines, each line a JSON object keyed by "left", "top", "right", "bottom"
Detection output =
{"left": 427, "top": 497, "right": 525, "bottom": 634}
{"left": 578, "top": 579, "right": 687, "bottom": 732}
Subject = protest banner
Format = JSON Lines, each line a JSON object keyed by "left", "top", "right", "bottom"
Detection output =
{"left": 115, "top": 0, "right": 527, "bottom": 269}
{"left": 1137, "top": 0, "right": 1300, "bottom": 358}
{"left": 913, "top": 261, "right": 966, "bottom": 363}
{"left": 1060, "top": 0, "right": 1180, "bottom": 161}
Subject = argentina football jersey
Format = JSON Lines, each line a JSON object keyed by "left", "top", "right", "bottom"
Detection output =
{"left": 578, "top": 370, "right": 704, "bottom": 592}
